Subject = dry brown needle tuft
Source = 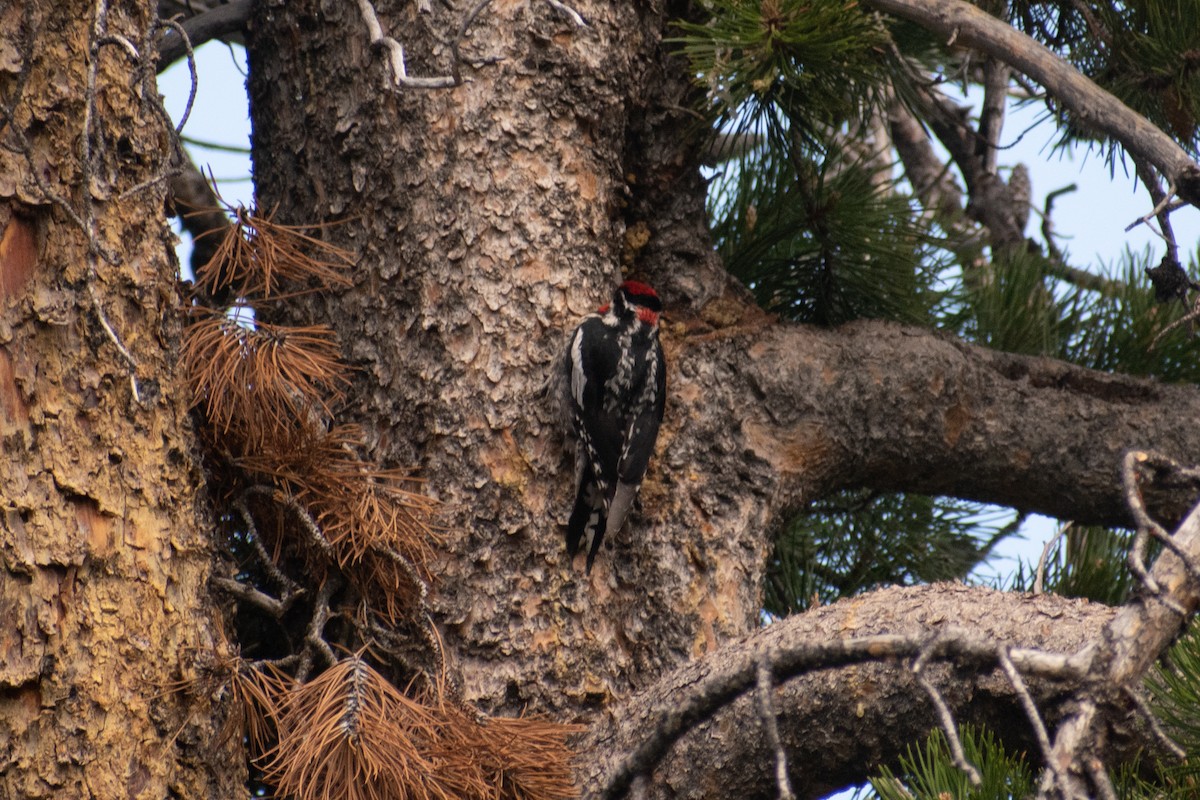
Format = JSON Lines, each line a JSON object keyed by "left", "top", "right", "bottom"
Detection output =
{"left": 182, "top": 309, "right": 349, "bottom": 443}
{"left": 192, "top": 204, "right": 354, "bottom": 300}
{"left": 262, "top": 656, "right": 469, "bottom": 800}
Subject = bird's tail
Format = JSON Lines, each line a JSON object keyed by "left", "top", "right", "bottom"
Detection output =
{"left": 567, "top": 479, "right": 608, "bottom": 574}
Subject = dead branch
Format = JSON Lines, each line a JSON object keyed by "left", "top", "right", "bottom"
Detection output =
{"left": 588, "top": 617, "right": 1094, "bottom": 800}
{"left": 864, "top": 0, "right": 1200, "bottom": 206}
{"left": 354, "top": 0, "right": 495, "bottom": 91}
{"left": 156, "top": 0, "right": 252, "bottom": 71}
{"left": 754, "top": 649, "right": 796, "bottom": 800}
{"left": 580, "top": 471, "right": 1200, "bottom": 799}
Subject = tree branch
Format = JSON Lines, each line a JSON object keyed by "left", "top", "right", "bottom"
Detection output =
{"left": 864, "top": 0, "right": 1200, "bottom": 205}
{"left": 1040, "top": 457, "right": 1200, "bottom": 798}
{"left": 156, "top": 0, "right": 251, "bottom": 71}
{"left": 677, "top": 316, "right": 1200, "bottom": 531}
{"left": 579, "top": 584, "right": 1118, "bottom": 800}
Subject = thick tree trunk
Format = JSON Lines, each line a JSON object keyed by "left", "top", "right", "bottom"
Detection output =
{"left": 0, "top": 1, "right": 240, "bottom": 796}
{"left": 245, "top": 0, "right": 747, "bottom": 718}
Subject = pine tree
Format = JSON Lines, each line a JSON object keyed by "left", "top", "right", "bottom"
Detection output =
{"left": 6, "top": 0, "right": 1200, "bottom": 797}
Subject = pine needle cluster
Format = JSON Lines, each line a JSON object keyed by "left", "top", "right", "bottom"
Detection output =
{"left": 181, "top": 203, "right": 580, "bottom": 800}
{"left": 184, "top": 205, "right": 437, "bottom": 597}
{"left": 870, "top": 725, "right": 1036, "bottom": 799}
{"left": 252, "top": 657, "right": 581, "bottom": 800}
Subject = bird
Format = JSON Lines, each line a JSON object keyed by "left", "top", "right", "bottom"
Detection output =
{"left": 560, "top": 280, "right": 666, "bottom": 573}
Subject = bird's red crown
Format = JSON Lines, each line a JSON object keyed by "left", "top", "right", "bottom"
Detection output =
{"left": 620, "top": 280, "right": 659, "bottom": 300}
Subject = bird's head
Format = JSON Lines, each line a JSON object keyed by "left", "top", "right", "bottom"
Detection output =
{"left": 611, "top": 280, "right": 662, "bottom": 326}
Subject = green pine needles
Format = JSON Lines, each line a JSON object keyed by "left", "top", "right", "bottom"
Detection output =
{"left": 870, "top": 725, "right": 1036, "bottom": 800}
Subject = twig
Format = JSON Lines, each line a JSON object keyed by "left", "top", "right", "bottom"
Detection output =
{"left": 1034, "top": 523, "right": 1069, "bottom": 595}
{"left": 210, "top": 575, "right": 288, "bottom": 617}
{"left": 1123, "top": 182, "right": 1179, "bottom": 242}
{"left": 754, "top": 652, "right": 795, "bottom": 800}
{"left": 243, "top": 485, "right": 336, "bottom": 560}
{"left": 913, "top": 637, "right": 983, "bottom": 787}
{"left": 373, "top": 544, "right": 429, "bottom": 604}
{"left": 369, "top": 544, "right": 445, "bottom": 677}
{"left": 1148, "top": 296, "right": 1200, "bottom": 350}
{"left": 156, "top": 19, "right": 198, "bottom": 135}
{"left": 1123, "top": 451, "right": 1170, "bottom": 603}
{"left": 296, "top": 576, "right": 341, "bottom": 682}
{"left": 85, "top": 0, "right": 141, "bottom": 403}
{"left": 1040, "top": 182, "right": 1076, "bottom": 267}
{"left": 1122, "top": 685, "right": 1185, "bottom": 760}
{"left": 233, "top": 493, "right": 301, "bottom": 595}
{"left": 1123, "top": 451, "right": 1200, "bottom": 615}
{"left": 116, "top": 20, "right": 190, "bottom": 203}
{"left": 97, "top": 34, "right": 139, "bottom": 61}
{"left": 1128, "top": 156, "right": 1180, "bottom": 265}
{"left": 997, "top": 647, "right": 1058, "bottom": 781}
{"left": 544, "top": 0, "right": 588, "bottom": 27}
{"left": 450, "top": 0, "right": 496, "bottom": 85}
{"left": 1086, "top": 757, "right": 1119, "bottom": 800}
{"left": 355, "top": 0, "right": 462, "bottom": 89}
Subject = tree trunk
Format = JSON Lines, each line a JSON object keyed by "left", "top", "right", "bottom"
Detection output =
{"left": 0, "top": 1, "right": 240, "bottom": 796}
{"left": 245, "top": 0, "right": 750, "bottom": 718}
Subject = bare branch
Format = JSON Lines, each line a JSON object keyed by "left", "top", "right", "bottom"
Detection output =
{"left": 977, "top": 59, "right": 1010, "bottom": 175}
{"left": 998, "top": 647, "right": 1057, "bottom": 780}
{"left": 865, "top": 0, "right": 1200, "bottom": 206}
{"left": 1123, "top": 450, "right": 1200, "bottom": 614}
{"left": 913, "top": 639, "right": 982, "bottom": 787}
{"left": 156, "top": 0, "right": 252, "bottom": 71}
{"left": 450, "top": 0, "right": 496, "bottom": 85}
{"left": 210, "top": 575, "right": 288, "bottom": 617}
{"left": 296, "top": 576, "right": 341, "bottom": 682}
{"left": 85, "top": 0, "right": 141, "bottom": 403}
{"left": 354, "top": 0, "right": 496, "bottom": 90}
{"left": 1123, "top": 686, "right": 1185, "bottom": 761}
{"left": 1034, "top": 523, "right": 1069, "bottom": 596}
{"left": 1127, "top": 156, "right": 1181, "bottom": 262}
{"left": 243, "top": 485, "right": 336, "bottom": 560}
{"left": 155, "top": 19, "right": 197, "bottom": 134}
{"left": 1040, "top": 456, "right": 1200, "bottom": 798}
{"left": 754, "top": 652, "right": 796, "bottom": 800}
{"left": 591, "top": 621, "right": 1090, "bottom": 800}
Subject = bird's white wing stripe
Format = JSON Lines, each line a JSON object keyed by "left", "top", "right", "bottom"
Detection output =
{"left": 570, "top": 328, "right": 586, "bottom": 410}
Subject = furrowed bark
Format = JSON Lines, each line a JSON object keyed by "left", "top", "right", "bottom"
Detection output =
{"left": 0, "top": 0, "right": 239, "bottom": 796}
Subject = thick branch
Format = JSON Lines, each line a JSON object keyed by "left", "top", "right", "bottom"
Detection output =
{"left": 864, "top": 0, "right": 1200, "bottom": 205}
{"left": 678, "top": 316, "right": 1200, "bottom": 528}
{"left": 579, "top": 584, "right": 1118, "bottom": 800}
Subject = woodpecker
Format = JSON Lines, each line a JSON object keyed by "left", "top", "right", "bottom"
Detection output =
{"left": 561, "top": 280, "right": 666, "bottom": 573}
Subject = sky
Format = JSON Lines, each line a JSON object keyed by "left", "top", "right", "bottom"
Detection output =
{"left": 158, "top": 42, "right": 1200, "bottom": 584}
